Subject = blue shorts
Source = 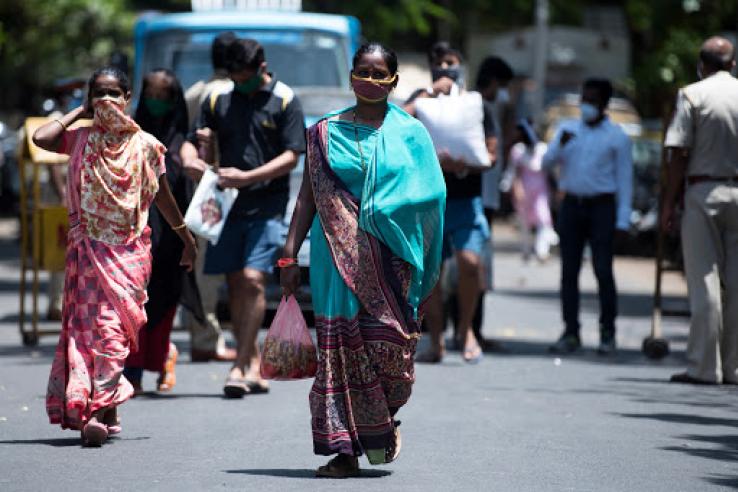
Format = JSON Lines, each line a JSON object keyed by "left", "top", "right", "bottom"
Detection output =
{"left": 442, "top": 196, "right": 490, "bottom": 260}
{"left": 204, "top": 217, "right": 283, "bottom": 274}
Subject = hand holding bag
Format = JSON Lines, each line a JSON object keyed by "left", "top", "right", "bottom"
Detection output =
{"left": 414, "top": 85, "right": 492, "bottom": 169}
{"left": 183, "top": 128, "right": 237, "bottom": 245}
{"left": 260, "top": 295, "right": 317, "bottom": 380}
{"left": 183, "top": 167, "right": 238, "bottom": 245}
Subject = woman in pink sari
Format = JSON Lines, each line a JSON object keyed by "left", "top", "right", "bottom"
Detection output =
{"left": 33, "top": 67, "right": 197, "bottom": 447}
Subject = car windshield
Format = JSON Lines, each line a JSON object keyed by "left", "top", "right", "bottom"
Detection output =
{"left": 141, "top": 29, "right": 348, "bottom": 91}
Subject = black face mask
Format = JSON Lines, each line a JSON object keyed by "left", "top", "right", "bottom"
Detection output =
{"left": 431, "top": 66, "right": 461, "bottom": 83}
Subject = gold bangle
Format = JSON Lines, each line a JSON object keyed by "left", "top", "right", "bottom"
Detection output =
{"left": 172, "top": 222, "right": 187, "bottom": 231}
{"left": 55, "top": 119, "right": 67, "bottom": 130}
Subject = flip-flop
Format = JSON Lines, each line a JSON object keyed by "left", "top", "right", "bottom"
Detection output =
{"left": 107, "top": 424, "right": 122, "bottom": 435}
{"left": 386, "top": 421, "right": 402, "bottom": 463}
{"left": 158, "top": 343, "right": 178, "bottom": 392}
{"left": 81, "top": 421, "right": 108, "bottom": 447}
{"left": 223, "top": 377, "right": 250, "bottom": 398}
{"left": 245, "top": 377, "right": 270, "bottom": 394}
{"left": 463, "top": 346, "right": 483, "bottom": 364}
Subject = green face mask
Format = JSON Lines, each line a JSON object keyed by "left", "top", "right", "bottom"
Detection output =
{"left": 234, "top": 71, "right": 263, "bottom": 94}
{"left": 144, "top": 98, "right": 174, "bottom": 118}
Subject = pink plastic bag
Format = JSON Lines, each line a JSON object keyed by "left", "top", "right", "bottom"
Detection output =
{"left": 260, "top": 295, "right": 317, "bottom": 380}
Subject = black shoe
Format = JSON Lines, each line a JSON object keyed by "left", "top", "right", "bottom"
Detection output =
{"left": 669, "top": 372, "right": 717, "bottom": 385}
{"left": 597, "top": 337, "right": 616, "bottom": 356}
{"left": 548, "top": 334, "right": 581, "bottom": 354}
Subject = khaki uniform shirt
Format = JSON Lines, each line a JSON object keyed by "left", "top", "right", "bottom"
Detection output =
{"left": 184, "top": 76, "right": 234, "bottom": 128}
{"left": 665, "top": 71, "right": 738, "bottom": 177}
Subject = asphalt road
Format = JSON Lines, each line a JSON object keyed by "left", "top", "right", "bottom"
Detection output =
{"left": 1, "top": 223, "right": 736, "bottom": 491}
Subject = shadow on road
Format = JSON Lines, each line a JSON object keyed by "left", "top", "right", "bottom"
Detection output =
{"left": 0, "top": 344, "right": 55, "bottom": 357}
{"left": 0, "top": 436, "right": 151, "bottom": 447}
{"left": 703, "top": 474, "right": 738, "bottom": 488}
{"left": 662, "top": 434, "right": 738, "bottom": 461}
{"left": 224, "top": 468, "right": 392, "bottom": 479}
{"left": 494, "top": 288, "right": 688, "bottom": 318}
{"left": 133, "top": 392, "right": 227, "bottom": 400}
{"left": 618, "top": 413, "right": 738, "bottom": 487}
{"left": 619, "top": 412, "right": 738, "bottom": 427}
{"left": 478, "top": 338, "right": 686, "bottom": 368}
{"left": 0, "top": 438, "right": 81, "bottom": 447}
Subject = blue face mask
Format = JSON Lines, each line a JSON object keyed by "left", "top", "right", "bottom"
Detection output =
{"left": 431, "top": 66, "right": 461, "bottom": 83}
{"left": 580, "top": 102, "right": 600, "bottom": 123}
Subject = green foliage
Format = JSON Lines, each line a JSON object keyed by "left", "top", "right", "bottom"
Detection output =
{"left": 305, "top": 0, "right": 455, "bottom": 42}
{"left": 624, "top": 0, "right": 738, "bottom": 118}
{"left": 2, "top": 0, "right": 737, "bottom": 119}
{"left": 0, "top": 0, "right": 134, "bottom": 111}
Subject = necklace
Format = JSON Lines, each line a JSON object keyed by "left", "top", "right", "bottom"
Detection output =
{"left": 352, "top": 110, "right": 367, "bottom": 172}
{"left": 351, "top": 106, "right": 386, "bottom": 172}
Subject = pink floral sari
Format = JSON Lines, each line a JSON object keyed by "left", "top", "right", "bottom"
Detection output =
{"left": 46, "top": 126, "right": 164, "bottom": 430}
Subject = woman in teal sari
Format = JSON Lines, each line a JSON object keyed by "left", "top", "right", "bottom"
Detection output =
{"left": 281, "top": 43, "right": 446, "bottom": 478}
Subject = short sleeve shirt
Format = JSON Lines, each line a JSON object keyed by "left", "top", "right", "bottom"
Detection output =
{"left": 188, "top": 77, "right": 306, "bottom": 218}
{"left": 665, "top": 71, "right": 738, "bottom": 177}
{"left": 444, "top": 99, "right": 496, "bottom": 199}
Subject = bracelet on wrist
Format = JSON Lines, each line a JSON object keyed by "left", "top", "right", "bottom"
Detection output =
{"left": 55, "top": 119, "right": 67, "bottom": 130}
{"left": 277, "top": 257, "right": 299, "bottom": 268}
{"left": 172, "top": 222, "right": 187, "bottom": 231}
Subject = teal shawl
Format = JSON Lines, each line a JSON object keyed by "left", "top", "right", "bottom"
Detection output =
{"left": 307, "top": 103, "right": 446, "bottom": 328}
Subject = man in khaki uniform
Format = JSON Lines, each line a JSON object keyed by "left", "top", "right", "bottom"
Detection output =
{"left": 662, "top": 36, "right": 738, "bottom": 384}
{"left": 182, "top": 31, "right": 236, "bottom": 362}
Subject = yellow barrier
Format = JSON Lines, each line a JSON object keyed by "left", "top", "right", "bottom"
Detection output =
{"left": 18, "top": 117, "right": 88, "bottom": 345}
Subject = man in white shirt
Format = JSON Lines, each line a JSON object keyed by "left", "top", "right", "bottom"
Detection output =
{"left": 662, "top": 36, "right": 738, "bottom": 385}
{"left": 543, "top": 78, "right": 632, "bottom": 355}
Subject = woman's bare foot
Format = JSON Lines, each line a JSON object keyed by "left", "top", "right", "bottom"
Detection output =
{"left": 315, "top": 454, "right": 360, "bottom": 478}
{"left": 102, "top": 407, "right": 121, "bottom": 435}
{"left": 462, "top": 332, "right": 483, "bottom": 364}
{"left": 81, "top": 411, "right": 109, "bottom": 447}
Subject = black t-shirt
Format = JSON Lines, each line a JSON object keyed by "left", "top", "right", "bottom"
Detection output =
{"left": 188, "top": 77, "right": 306, "bottom": 218}
{"left": 443, "top": 99, "right": 496, "bottom": 200}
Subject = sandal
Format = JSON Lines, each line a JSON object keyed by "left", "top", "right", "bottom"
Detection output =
{"left": 315, "top": 454, "right": 360, "bottom": 478}
{"left": 386, "top": 421, "right": 402, "bottom": 463}
{"left": 81, "top": 421, "right": 108, "bottom": 447}
{"left": 157, "top": 343, "right": 178, "bottom": 392}
{"left": 244, "top": 377, "right": 270, "bottom": 394}
{"left": 463, "top": 345, "right": 483, "bottom": 364}
{"left": 223, "top": 377, "right": 250, "bottom": 399}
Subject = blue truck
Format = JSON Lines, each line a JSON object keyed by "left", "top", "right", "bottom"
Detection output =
{"left": 133, "top": 9, "right": 361, "bottom": 315}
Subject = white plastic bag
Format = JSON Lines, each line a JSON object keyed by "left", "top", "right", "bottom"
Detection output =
{"left": 414, "top": 88, "right": 491, "bottom": 169}
{"left": 183, "top": 167, "right": 238, "bottom": 245}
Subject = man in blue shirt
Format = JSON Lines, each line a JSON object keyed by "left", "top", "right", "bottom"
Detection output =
{"left": 543, "top": 78, "right": 633, "bottom": 354}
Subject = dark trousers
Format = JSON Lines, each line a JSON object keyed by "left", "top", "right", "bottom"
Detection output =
{"left": 558, "top": 194, "right": 617, "bottom": 339}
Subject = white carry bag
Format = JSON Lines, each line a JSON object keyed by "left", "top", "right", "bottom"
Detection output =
{"left": 184, "top": 167, "right": 238, "bottom": 245}
{"left": 414, "top": 86, "right": 491, "bottom": 169}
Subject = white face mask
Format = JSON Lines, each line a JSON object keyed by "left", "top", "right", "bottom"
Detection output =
{"left": 580, "top": 102, "right": 600, "bottom": 123}
{"left": 496, "top": 87, "right": 510, "bottom": 105}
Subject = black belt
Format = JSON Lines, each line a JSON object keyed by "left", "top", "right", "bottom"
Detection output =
{"left": 564, "top": 192, "right": 615, "bottom": 205}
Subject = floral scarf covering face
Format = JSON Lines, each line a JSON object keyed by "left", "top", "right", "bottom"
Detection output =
{"left": 80, "top": 95, "right": 166, "bottom": 245}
